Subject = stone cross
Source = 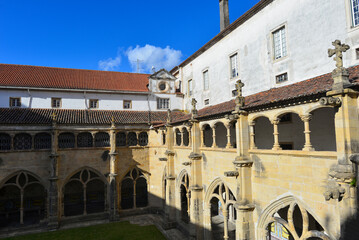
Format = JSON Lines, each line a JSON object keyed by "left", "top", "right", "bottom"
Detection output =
{"left": 328, "top": 40, "right": 350, "bottom": 69}
{"left": 236, "top": 79, "right": 244, "bottom": 97}
{"left": 191, "top": 98, "right": 197, "bottom": 111}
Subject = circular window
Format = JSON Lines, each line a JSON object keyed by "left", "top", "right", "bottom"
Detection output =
{"left": 158, "top": 81, "right": 168, "bottom": 92}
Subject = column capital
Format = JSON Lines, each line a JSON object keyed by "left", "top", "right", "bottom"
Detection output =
{"left": 300, "top": 114, "right": 312, "bottom": 122}
{"left": 188, "top": 152, "right": 202, "bottom": 160}
{"left": 165, "top": 150, "right": 175, "bottom": 156}
{"left": 271, "top": 118, "right": 280, "bottom": 125}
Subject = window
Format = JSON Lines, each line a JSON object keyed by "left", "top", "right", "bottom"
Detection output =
{"left": 95, "top": 132, "right": 110, "bottom": 147}
{"left": 123, "top": 100, "right": 132, "bottom": 109}
{"left": 204, "top": 99, "right": 210, "bottom": 105}
{"left": 52, "top": 98, "right": 61, "bottom": 108}
{"left": 203, "top": 70, "right": 209, "bottom": 90}
{"left": 9, "top": 97, "right": 21, "bottom": 107}
{"left": 158, "top": 82, "right": 167, "bottom": 92}
{"left": 230, "top": 53, "right": 238, "bottom": 78}
{"left": 188, "top": 80, "right": 193, "bottom": 96}
{"left": 34, "top": 133, "right": 51, "bottom": 150}
{"left": 14, "top": 133, "right": 32, "bottom": 150}
{"left": 356, "top": 48, "right": 359, "bottom": 59}
{"left": 276, "top": 73, "right": 288, "bottom": 83}
{"left": 58, "top": 132, "right": 75, "bottom": 149}
{"left": 157, "top": 98, "right": 170, "bottom": 109}
{"left": 273, "top": 27, "right": 287, "bottom": 59}
{"left": 352, "top": 0, "right": 359, "bottom": 27}
{"left": 89, "top": 99, "right": 98, "bottom": 109}
{"left": 77, "top": 132, "right": 93, "bottom": 148}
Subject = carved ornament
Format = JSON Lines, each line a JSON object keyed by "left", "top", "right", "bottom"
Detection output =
{"left": 182, "top": 161, "right": 192, "bottom": 166}
{"left": 188, "top": 152, "right": 202, "bottom": 160}
{"left": 319, "top": 97, "right": 341, "bottom": 107}
{"left": 224, "top": 171, "right": 239, "bottom": 177}
{"left": 324, "top": 179, "right": 346, "bottom": 201}
{"left": 165, "top": 150, "right": 175, "bottom": 156}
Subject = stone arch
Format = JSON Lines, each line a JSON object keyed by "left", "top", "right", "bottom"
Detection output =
{"left": 58, "top": 132, "right": 75, "bottom": 149}
{"left": 176, "top": 169, "right": 190, "bottom": 224}
{"left": 202, "top": 124, "right": 213, "bottom": 147}
{"left": 62, "top": 167, "right": 107, "bottom": 217}
{"left": 214, "top": 121, "right": 227, "bottom": 148}
{"left": 257, "top": 195, "right": 334, "bottom": 240}
{"left": 273, "top": 109, "right": 302, "bottom": 121}
{"left": 13, "top": 133, "right": 32, "bottom": 150}
{"left": 0, "top": 171, "right": 47, "bottom": 228}
{"left": 304, "top": 104, "right": 334, "bottom": 116}
{"left": 34, "top": 132, "right": 51, "bottom": 150}
{"left": 94, "top": 132, "right": 110, "bottom": 147}
{"left": 77, "top": 132, "right": 93, "bottom": 148}
{"left": 253, "top": 116, "right": 273, "bottom": 150}
{"left": 276, "top": 112, "right": 305, "bottom": 150}
{"left": 204, "top": 178, "right": 236, "bottom": 240}
{"left": 182, "top": 127, "right": 190, "bottom": 146}
{"left": 175, "top": 128, "right": 182, "bottom": 146}
{"left": 0, "top": 133, "right": 11, "bottom": 151}
{"left": 249, "top": 113, "right": 270, "bottom": 123}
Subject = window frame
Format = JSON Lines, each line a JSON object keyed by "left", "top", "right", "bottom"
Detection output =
{"left": 89, "top": 99, "right": 99, "bottom": 109}
{"left": 272, "top": 25, "right": 288, "bottom": 60}
{"left": 229, "top": 53, "right": 239, "bottom": 79}
{"left": 9, "top": 97, "right": 21, "bottom": 108}
{"left": 351, "top": 0, "right": 359, "bottom": 27}
{"left": 123, "top": 100, "right": 132, "bottom": 109}
{"left": 51, "top": 98, "right": 62, "bottom": 108}
{"left": 157, "top": 97, "right": 170, "bottom": 110}
{"left": 203, "top": 69, "right": 209, "bottom": 91}
{"left": 276, "top": 72, "right": 288, "bottom": 84}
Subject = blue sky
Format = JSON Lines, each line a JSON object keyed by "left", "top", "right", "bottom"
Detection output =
{"left": 0, "top": 0, "right": 260, "bottom": 73}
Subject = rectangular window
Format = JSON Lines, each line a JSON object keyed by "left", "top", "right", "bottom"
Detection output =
{"left": 276, "top": 73, "right": 288, "bottom": 83}
{"left": 52, "top": 98, "right": 61, "bottom": 108}
{"left": 203, "top": 70, "right": 209, "bottom": 90}
{"left": 89, "top": 99, "right": 99, "bottom": 109}
{"left": 352, "top": 0, "right": 359, "bottom": 26}
{"left": 123, "top": 100, "right": 132, "bottom": 109}
{"left": 273, "top": 27, "right": 287, "bottom": 59}
{"left": 204, "top": 99, "right": 209, "bottom": 105}
{"left": 230, "top": 53, "right": 238, "bottom": 78}
{"left": 157, "top": 98, "right": 170, "bottom": 109}
{"left": 188, "top": 79, "right": 193, "bottom": 96}
{"left": 9, "top": 97, "right": 21, "bottom": 107}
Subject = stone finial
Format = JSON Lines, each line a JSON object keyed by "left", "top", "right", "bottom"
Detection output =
{"left": 234, "top": 79, "right": 245, "bottom": 112}
{"left": 167, "top": 109, "right": 172, "bottom": 124}
{"left": 328, "top": 40, "right": 351, "bottom": 91}
{"left": 191, "top": 98, "right": 198, "bottom": 119}
{"left": 111, "top": 116, "right": 116, "bottom": 128}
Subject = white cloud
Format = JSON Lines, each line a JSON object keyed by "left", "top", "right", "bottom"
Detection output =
{"left": 98, "top": 56, "right": 121, "bottom": 71}
{"left": 126, "top": 44, "right": 182, "bottom": 73}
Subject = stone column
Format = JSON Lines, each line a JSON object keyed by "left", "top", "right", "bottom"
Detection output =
{"left": 271, "top": 119, "right": 282, "bottom": 150}
{"left": 189, "top": 119, "right": 204, "bottom": 240}
{"left": 223, "top": 209, "right": 229, "bottom": 240}
{"left": 188, "top": 128, "right": 192, "bottom": 147}
{"left": 249, "top": 122, "right": 257, "bottom": 150}
{"left": 165, "top": 125, "right": 176, "bottom": 223}
{"left": 200, "top": 128, "right": 204, "bottom": 148}
{"left": 301, "top": 114, "right": 314, "bottom": 151}
{"left": 226, "top": 123, "right": 232, "bottom": 149}
{"left": 212, "top": 125, "right": 217, "bottom": 148}
{"left": 180, "top": 129, "right": 184, "bottom": 146}
{"left": 48, "top": 118, "right": 60, "bottom": 229}
{"left": 109, "top": 120, "right": 118, "bottom": 220}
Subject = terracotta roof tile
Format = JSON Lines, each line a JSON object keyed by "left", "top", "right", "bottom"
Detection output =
{"left": 0, "top": 64, "right": 150, "bottom": 92}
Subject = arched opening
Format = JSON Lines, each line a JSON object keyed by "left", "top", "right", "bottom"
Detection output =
{"left": 63, "top": 168, "right": 106, "bottom": 217}
{"left": 183, "top": 128, "right": 189, "bottom": 146}
{"left": 95, "top": 132, "right": 110, "bottom": 147}
{"left": 116, "top": 132, "right": 126, "bottom": 147}
{"left": 206, "top": 181, "right": 236, "bottom": 240}
{"left": 179, "top": 173, "right": 190, "bottom": 224}
{"left": 138, "top": 132, "right": 148, "bottom": 146}
{"left": 254, "top": 117, "right": 273, "bottom": 149}
{"left": 0, "top": 172, "right": 46, "bottom": 228}
{"left": 34, "top": 132, "right": 51, "bottom": 150}
{"left": 175, "top": 128, "right": 182, "bottom": 146}
{"left": 162, "top": 131, "right": 166, "bottom": 145}
{"left": 120, "top": 168, "right": 148, "bottom": 210}
{"left": 58, "top": 132, "right": 75, "bottom": 149}
{"left": 230, "top": 121, "right": 237, "bottom": 148}
{"left": 203, "top": 124, "right": 213, "bottom": 147}
{"left": 127, "top": 132, "right": 137, "bottom": 146}
{"left": 77, "top": 132, "right": 93, "bottom": 148}
{"left": 215, "top": 122, "right": 227, "bottom": 148}
{"left": 13, "top": 133, "right": 32, "bottom": 150}
{"left": 277, "top": 113, "right": 304, "bottom": 150}
{"left": 310, "top": 108, "right": 336, "bottom": 151}
{"left": 0, "top": 133, "right": 11, "bottom": 150}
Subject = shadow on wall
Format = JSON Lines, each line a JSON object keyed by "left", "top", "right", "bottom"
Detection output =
{"left": 339, "top": 187, "right": 359, "bottom": 239}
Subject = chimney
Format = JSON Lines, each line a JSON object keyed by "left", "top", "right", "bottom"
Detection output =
{"left": 219, "top": 0, "right": 230, "bottom": 31}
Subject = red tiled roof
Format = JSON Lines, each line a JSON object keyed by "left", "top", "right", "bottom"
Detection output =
{"left": 0, "top": 64, "right": 150, "bottom": 92}
{"left": 171, "top": 65, "right": 359, "bottom": 124}
{"left": 0, "top": 108, "right": 185, "bottom": 125}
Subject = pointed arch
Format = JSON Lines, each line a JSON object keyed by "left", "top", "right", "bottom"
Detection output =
{"left": 257, "top": 195, "right": 335, "bottom": 240}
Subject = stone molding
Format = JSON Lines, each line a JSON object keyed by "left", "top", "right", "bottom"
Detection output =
{"left": 188, "top": 152, "right": 202, "bottom": 160}
{"left": 159, "top": 158, "right": 168, "bottom": 162}
{"left": 189, "top": 185, "right": 203, "bottom": 191}
{"left": 182, "top": 161, "right": 192, "bottom": 166}
{"left": 165, "top": 150, "right": 175, "bottom": 156}
{"left": 319, "top": 97, "right": 341, "bottom": 107}
{"left": 224, "top": 171, "right": 239, "bottom": 177}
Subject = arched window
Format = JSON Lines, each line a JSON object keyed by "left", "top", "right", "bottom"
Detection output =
{"left": 127, "top": 132, "right": 137, "bottom": 146}
{"left": 138, "top": 132, "right": 148, "bottom": 146}
{"left": 180, "top": 173, "right": 190, "bottom": 223}
{"left": 0, "top": 133, "right": 11, "bottom": 150}
{"left": 116, "top": 132, "right": 126, "bottom": 147}
{"left": 34, "top": 133, "right": 51, "bottom": 150}
{"left": 58, "top": 132, "right": 75, "bottom": 149}
{"left": 203, "top": 125, "right": 213, "bottom": 147}
{"left": 120, "top": 168, "right": 148, "bottom": 210}
{"left": 0, "top": 172, "right": 46, "bottom": 228}
{"left": 175, "top": 129, "right": 182, "bottom": 146}
{"left": 95, "top": 132, "right": 110, "bottom": 147}
{"left": 162, "top": 131, "right": 166, "bottom": 145}
{"left": 77, "top": 132, "right": 93, "bottom": 148}
{"left": 254, "top": 117, "right": 273, "bottom": 150}
{"left": 183, "top": 128, "right": 189, "bottom": 146}
{"left": 215, "top": 122, "right": 227, "bottom": 148}
{"left": 63, "top": 168, "right": 106, "bottom": 216}
{"left": 13, "top": 133, "right": 32, "bottom": 150}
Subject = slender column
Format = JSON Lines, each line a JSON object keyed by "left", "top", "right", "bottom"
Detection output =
{"left": 136, "top": 132, "right": 140, "bottom": 146}
{"left": 223, "top": 209, "right": 229, "bottom": 240}
{"left": 226, "top": 123, "right": 232, "bottom": 148}
{"left": 181, "top": 129, "right": 184, "bottom": 146}
{"left": 91, "top": 132, "right": 96, "bottom": 147}
{"left": 301, "top": 114, "right": 314, "bottom": 151}
{"left": 212, "top": 125, "right": 217, "bottom": 148}
{"left": 165, "top": 124, "right": 176, "bottom": 222}
{"left": 249, "top": 121, "right": 257, "bottom": 150}
{"left": 200, "top": 128, "right": 204, "bottom": 147}
{"left": 109, "top": 119, "right": 118, "bottom": 220}
{"left": 271, "top": 119, "right": 282, "bottom": 150}
{"left": 188, "top": 128, "right": 192, "bottom": 147}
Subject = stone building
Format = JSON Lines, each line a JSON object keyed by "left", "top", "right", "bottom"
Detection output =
{"left": 1, "top": 0, "right": 359, "bottom": 239}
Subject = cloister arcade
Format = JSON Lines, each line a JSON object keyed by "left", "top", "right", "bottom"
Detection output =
{"left": 120, "top": 168, "right": 148, "bottom": 210}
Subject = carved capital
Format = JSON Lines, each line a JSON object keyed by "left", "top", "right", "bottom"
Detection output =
{"left": 233, "top": 156, "right": 253, "bottom": 168}
{"left": 166, "top": 175, "right": 176, "bottom": 180}
{"left": 271, "top": 118, "right": 280, "bottom": 125}
{"left": 319, "top": 97, "right": 341, "bottom": 107}
{"left": 164, "top": 150, "right": 175, "bottom": 156}
{"left": 189, "top": 185, "right": 203, "bottom": 192}
{"left": 159, "top": 158, "right": 168, "bottom": 162}
{"left": 182, "top": 161, "right": 192, "bottom": 166}
{"left": 188, "top": 152, "right": 202, "bottom": 160}
{"left": 224, "top": 171, "right": 239, "bottom": 177}
{"left": 234, "top": 202, "right": 255, "bottom": 211}
{"left": 300, "top": 114, "right": 312, "bottom": 122}
{"left": 324, "top": 179, "right": 346, "bottom": 201}
{"left": 225, "top": 113, "right": 239, "bottom": 121}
